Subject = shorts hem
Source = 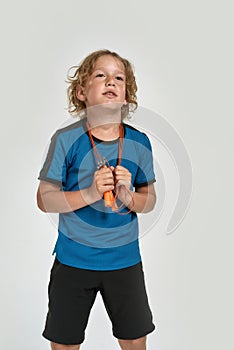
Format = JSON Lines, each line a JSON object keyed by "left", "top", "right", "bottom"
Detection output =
{"left": 42, "top": 332, "right": 84, "bottom": 345}
{"left": 113, "top": 324, "right": 156, "bottom": 340}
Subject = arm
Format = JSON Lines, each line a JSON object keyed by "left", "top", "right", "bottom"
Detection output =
{"left": 37, "top": 167, "right": 115, "bottom": 213}
{"left": 115, "top": 165, "right": 157, "bottom": 213}
{"left": 118, "top": 183, "right": 156, "bottom": 213}
{"left": 37, "top": 181, "right": 97, "bottom": 213}
{"left": 129, "top": 183, "right": 156, "bottom": 213}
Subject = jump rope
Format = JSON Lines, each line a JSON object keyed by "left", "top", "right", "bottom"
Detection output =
{"left": 86, "top": 122, "right": 134, "bottom": 214}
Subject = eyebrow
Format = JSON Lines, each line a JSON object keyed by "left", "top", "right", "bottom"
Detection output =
{"left": 93, "top": 67, "right": 125, "bottom": 75}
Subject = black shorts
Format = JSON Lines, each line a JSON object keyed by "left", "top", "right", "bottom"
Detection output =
{"left": 42, "top": 258, "right": 155, "bottom": 345}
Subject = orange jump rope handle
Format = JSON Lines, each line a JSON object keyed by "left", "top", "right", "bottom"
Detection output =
{"left": 101, "top": 165, "right": 118, "bottom": 210}
{"left": 104, "top": 190, "right": 115, "bottom": 207}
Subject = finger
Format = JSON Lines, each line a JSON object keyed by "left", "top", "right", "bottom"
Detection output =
{"left": 115, "top": 170, "right": 129, "bottom": 178}
{"left": 97, "top": 184, "right": 115, "bottom": 193}
{"left": 96, "top": 168, "right": 114, "bottom": 180}
{"left": 115, "top": 165, "right": 130, "bottom": 174}
{"left": 98, "top": 167, "right": 113, "bottom": 175}
{"left": 115, "top": 165, "right": 126, "bottom": 171}
{"left": 115, "top": 170, "right": 131, "bottom": 180}
{"left": 96, "top": 172, "right": 115, "bottom": 185}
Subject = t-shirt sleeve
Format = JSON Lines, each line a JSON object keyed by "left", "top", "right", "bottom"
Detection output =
{"left": 38, "top": 131, "right": 68, "bottom": 187}
{"left": 134, "top": 133, "right": 156, "bottom": 188}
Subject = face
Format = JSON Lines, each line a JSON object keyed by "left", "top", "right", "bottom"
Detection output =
{"left": 77, "top": 55, "right": 127, "bottom": 109}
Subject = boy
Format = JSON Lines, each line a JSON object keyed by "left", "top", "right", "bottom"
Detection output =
{"left": 37, "top": 49, "right": 156, "bottom": 350}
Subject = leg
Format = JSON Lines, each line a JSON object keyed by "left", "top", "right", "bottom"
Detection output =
{"left": 100, "top": 263, "right": 155, "bottom": 344}
{"left": 43, "top": 259, "right": 98, "bottom": 347}
{"left": 118, "top": 336, "right": 146, "bottom": 350}
{"left": 51, "top": 342, "right": 80, "bottom": 350}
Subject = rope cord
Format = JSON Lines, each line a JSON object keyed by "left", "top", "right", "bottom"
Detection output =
{"left": 86, "top": 122, "right": 134, "bottom": 214}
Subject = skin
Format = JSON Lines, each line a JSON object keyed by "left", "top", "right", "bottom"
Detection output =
{"left": 37, "top": 55, "right": 156, "bottom": 350}
{"left": 51, "top": 336, "right": 146, "bottom": 350}
{"left": 76, "top": 54, "right": 127, "bottom": 108}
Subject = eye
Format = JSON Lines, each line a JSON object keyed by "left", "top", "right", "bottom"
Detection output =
{"left": 95, "top": 73, "right": 105, "bottom": 78}
{"left": 116, "top": 76, "right": 124, "bottom": 81}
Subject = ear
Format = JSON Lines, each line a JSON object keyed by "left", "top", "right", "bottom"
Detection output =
{"left": 76, "top": 85, "right": 86, "bottom": 102}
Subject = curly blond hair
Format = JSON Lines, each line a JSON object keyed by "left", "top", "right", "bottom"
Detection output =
{"left": 66, "top": 49, "right": 138, "bottom": 119}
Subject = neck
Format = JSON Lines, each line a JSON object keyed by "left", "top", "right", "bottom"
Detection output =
{"left": 86, "top": 104, "right": 122, "bottom": 127}
{"left": 89, "top": 123, "right": 121, "bottom": 141}
{"left": 86, "top": 105, "right": 122, "bottom": 141}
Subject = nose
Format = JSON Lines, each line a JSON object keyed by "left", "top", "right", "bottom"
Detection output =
{"left": 105, "top": 75, "right": 115, "bottom": 86}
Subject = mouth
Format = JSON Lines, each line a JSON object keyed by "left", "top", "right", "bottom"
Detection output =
{"left": 102, "top": 91, "right": 117, "bottom": 97}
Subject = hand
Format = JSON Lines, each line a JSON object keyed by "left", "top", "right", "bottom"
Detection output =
{"left": 89, "top": 166, "right": 115, "bottom": 200}
{"left": 114, "top": 165, "right": 132, "bottom": 204}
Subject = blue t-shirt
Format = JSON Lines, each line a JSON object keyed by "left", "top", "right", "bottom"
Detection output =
{"left": 38, "top": 118, "right": 156, "bottom": 270}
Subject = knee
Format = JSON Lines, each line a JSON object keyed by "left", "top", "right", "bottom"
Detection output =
{"left": 51, "top": 342, "right": 80, "bottom": 350}
{"left": 118, "top": 336, "right": 146, "bottom": 350}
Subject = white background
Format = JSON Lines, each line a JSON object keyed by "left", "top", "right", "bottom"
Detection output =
{"left": 0, "top": 0, "right": 233, "bottom": 349}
